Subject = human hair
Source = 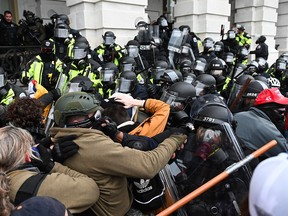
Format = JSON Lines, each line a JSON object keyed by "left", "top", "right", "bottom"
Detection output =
{"left": 0, "top": 125, "right": 34, "bottom": 216}
{"left": 5, "top": 97, "right": 44, "bottom": 128}
{"left": 102, "top": 104, "right": 130, "bottom": 125}
{"left": 4, "top": 11, "right": 12, "bottom": 16}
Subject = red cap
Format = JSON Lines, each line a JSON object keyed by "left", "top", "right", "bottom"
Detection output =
{"left": 254, "top": 88, "right": 288, "bottom": 106}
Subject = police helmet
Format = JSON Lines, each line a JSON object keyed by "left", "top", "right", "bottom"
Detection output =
{"left": 120, "top": 56, "right": 136, "bottom": 72}
{"left": 54, "top": 23, "right": 70, "bottom": 38}
{"left": 192, "top": 100, "right": 234, "bottom": 128}
{"left": 179, "top": 59, "right": 192, "bottom": 75}
{"left": 203, "top": 37, "right": 214, "bottom": 49}
{"left": 160, "top": 69, "right": 183, "bottom": 84}
{"left": 256, "top": 35, "right": 266, "bottom": 44}
{"left": 214, "top": 41, "right": 224, "bottom": 52}
{"left": 235, "top": 74, "right": 255, "bottom": 85}
{"left": 68, "top": 76, "right": 94, "bottom": 93}
{"left": 242, "top": 80, "right": 268, "bottom": 99}
{"left": 207, "top": 58, "right": 228, "bottom": 77}
{"left": 100, "top": 62, "right": 118, "bottom": 82}
{"left": 256, "top": 57, "right": 268, "bottom": 72}
{"left": 192, "top": 57, "right": 207, "bottom": 75}
{"left": 72, "top": 37, "right": 89, "bottom": 60}
{"left": 179, "top": 25, "right": 191, "bottom": 32}
{"left": 56, "top": 14, "right": 70, "bottom": 26}
{"left": 227, "top": 30, "right": 236, "bottom": 39}
{"left": 194, "top": 74, "right": 216, "bottom": 96}
{"left": 54, "top": 92, "right": 102, "bottom": 128}
{"left": 160, "top": 81, "right": 196, "bottom": 112}
{"left": 102, "top": 31, "right": 116, "bottom": 45}
{"left": 117, "top": 71, "right": 137, "bottom": 93}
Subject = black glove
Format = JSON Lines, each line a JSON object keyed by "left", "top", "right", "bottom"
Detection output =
{"left": 49, "top": 88, "right": 61, "bottom": 101}
{"left": 38, "top": 136, "right": 53, "bottom": 148}
{"left": 92, "top": 116, "right": 119, "bottom": 140}
{"left": 31, "top": 144, "right": 54, "bottom": 173}
{"left": 146, "top": 83, "right": 157, "bottom": 98}
{"left": 21, "top": 76, "right": 30, "bottom": 85}
{"left": 52, "top": 135, "right": 79, "bottom": 164}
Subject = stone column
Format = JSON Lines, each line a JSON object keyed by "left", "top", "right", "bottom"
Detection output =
{"left": 276, "top": 0, "right": 288, "bottom": 55}
{"left": 173, "top": 0, "right": 231, "bottom": 41}
{"left": 234, "top": 0, "right": 279, "bottom": 65}
{"left": 66, "top": 0, "right": 148, "bottom": 48}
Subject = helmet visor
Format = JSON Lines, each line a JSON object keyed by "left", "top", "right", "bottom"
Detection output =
{"left": 228, "top": 31, "right": 235, "bottom": 39}
{"left": 160, "top": 89, "right": 178, "bottom": 105}
{"left": 104, "top": 36, "right": 115, "bottom": 45}
{"left": 210, "top": 70, "right": 223, "bottom": 76}
{"left": 193, "top": 61, "right": 206, "bottom": 72}
{"left": 194, "top": 81, "right": 208, "bottom": 97}
{"left": 127, "top": 46, "right": 139, "bottom": 58}
{"left": 214, "top": 44, "right": 222, "bottom": 52}
{"left": 203, "top": 40, "right": 213, "bottom": 49}
{"left": 100, "top": 69, "right": 115, "bottom": 82}
{"left": 122, "top": 63, "right": 133, "bottom": 72}
{"left": 225, "top": 55, "right": 234, "bottom": 63}
{"left": 277, "top": 61, "right": 287, "bottom": 70}
{"left": 117, "top": 78, "right": 135, "bottom": 93}
{"left": 0, "top": 74, "right": 5, "bottom": 88}
{"left": 65, "top": 82, "right": 83, "bottom": 94}
{"left": 72, "top": 48, "right": 87, "bottom": 60}
{"left": 54, "top": 28, "right": 69, "bottom": 38}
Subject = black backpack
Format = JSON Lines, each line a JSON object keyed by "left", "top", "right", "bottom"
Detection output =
{"left": 131, "top": 173, "right": 165, "bottom": 212}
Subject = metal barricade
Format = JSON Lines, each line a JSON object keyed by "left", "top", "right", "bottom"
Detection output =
{"left": 0, "top": 46, "right": 40, "bottom": 83}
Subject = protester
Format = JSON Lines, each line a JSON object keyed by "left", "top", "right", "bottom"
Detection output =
{"left": 0, "top": 125, "right": 99, "bottom": 214}
{"left": 235, "top": 88, "right": 288, "bottom": 159}
{"left": 50, "top": 91, "right": 187, "bottom": 216}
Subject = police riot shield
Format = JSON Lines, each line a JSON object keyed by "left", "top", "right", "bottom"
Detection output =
{"left": 168, "top": 28, "right": 188, "bottom": 53}
{"left": 138, "top": 29, "right": 152, "bottom": 47}
{"left": 168, "top": 28, "right": 189, "bottom": 69}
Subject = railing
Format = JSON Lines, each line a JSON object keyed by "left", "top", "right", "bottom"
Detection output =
{"left": 0, "top": 46, "right": 40, "bottom": 83}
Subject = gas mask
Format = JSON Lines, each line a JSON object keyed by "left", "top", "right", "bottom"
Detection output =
{"left": 195, "top": 126, "right": 226, "bottom": 162}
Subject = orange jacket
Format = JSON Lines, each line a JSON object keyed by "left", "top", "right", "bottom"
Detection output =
{"left": 129, "top": 99, "right": 170, "bottom": 137}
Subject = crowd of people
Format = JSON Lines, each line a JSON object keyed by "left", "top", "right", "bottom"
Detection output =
{"left": 1, "top": 9, "right": 288, "bottom": 216}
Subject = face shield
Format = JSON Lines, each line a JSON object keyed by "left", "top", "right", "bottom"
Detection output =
{"left": 127, "top": 45, "right": 139, "bottom": 58}
{"left": 0, "top": 74, "right": 6, "bottom": 88}
{"left": 214, "top": 44, "right": 223, "bottom": 52}
{"left": 72, "top": 48, "right": 87, "bottom": 60}
{"left": 184, "top": 75, "right": 196, "bottom": 84}
{"left": 225, "top": 54, "right": 234, "bottom": 64}
{"left": 203, "top": 40, "right": 214, "bottom": 49}
{"left": 104, "top": 36, "right": 115, "bottom": 46}
{"left": 54, "top": 28, "right": 69, "bottom": 38}
{"left": 159, "top": 18, "right": 168, "bottom": 27}
{"left": 160, "top": 89, "right": 186, "bottom": 112}
{"left": 122, "top": 63, "right": 134, "bottom": 72}
{"left": 64, "top": 82, "right": 83, "bottom": 94}
{"left": 117, "top": 78, "right": 135, "bottom": 93}
{"left": 181, "top": 46, "right": 190, "bottom": 54}
{"left": 193, "top": 61, "right": 206, "bottom": 73}
{"left": 276, "top": 61, "right": 287, "bottom": 71}
{"left": 100, "top": 69, "right": 116, "bottom": 82}
{"left": 227, "top": 31, "right": 236, "bottom": 39}
{"left": 194, "top": 81, "right": 208, "bottom": 97}
{"left": 210, "top": 69, "right": 223, "bottom": 77}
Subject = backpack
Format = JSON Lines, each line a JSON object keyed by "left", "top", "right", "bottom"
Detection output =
{"left": 131, "top": 173, "right": 165, "bottom": 212}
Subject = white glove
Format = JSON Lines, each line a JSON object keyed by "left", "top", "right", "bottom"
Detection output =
{"left": 110, "top": 92, "right": 135, "bottom": 109}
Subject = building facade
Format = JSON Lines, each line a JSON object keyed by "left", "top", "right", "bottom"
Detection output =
{"left": 1, "top": 0, "right": 287, "bottom": 65}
